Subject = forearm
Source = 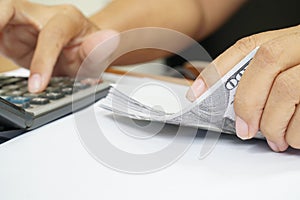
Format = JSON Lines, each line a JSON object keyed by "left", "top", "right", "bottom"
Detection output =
{"left": 89, "top": 0, "right": 247, "bottom": 65}
{"left": 90, "top": 0, "right": 203, "bottom": 39}
{"left": 198, "top": 0, "right": 247, "bottom": 39}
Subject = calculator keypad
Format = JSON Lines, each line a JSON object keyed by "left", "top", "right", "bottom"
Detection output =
{"left": 0, "top": 76, "right": 101, "bottom": 110}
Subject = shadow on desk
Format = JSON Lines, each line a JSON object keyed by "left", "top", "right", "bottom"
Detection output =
{"left": 197, "top": 129, "right": 300, "bottom": 156}
{"left": 104, "top": 114, "right": 300, "bottom": 156}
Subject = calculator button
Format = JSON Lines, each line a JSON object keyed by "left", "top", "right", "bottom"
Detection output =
{"left": 23, "top": 92, "right": 45, "bottom": 98}
{"left": 0, "top": 89, "right": 9, "bottom": 95}
{"left": 30, "top": 97, "right": 50, "bottom": 105}
{"left": 15, "top": 102, "right": 30, "bottom": 109}
{"left": 5, "top": 90, "right": 26, "bottom": 97}
{"left": 9, "top": 96, "right": 31, "bottom": 104}
{"left": 0, "top": 77, "right": 24, "bottom": 87}
{"left": 81, "top": 78, "right": 102, "bottom": 85}
{"left": 16, "top": 102, "right": 30, "bottom": 109}
{"left": 50, "top": 77, "right": 65, "bottom": 85}
{"left": 49, "top": 77, "right": 68, "bottom": 87}
{"left": 2, "top": 85, "right": 20, "bottom": 90}
{"left": 15, "top": 81, "right": 28, "bottom": 89}
{"left": 44, "top": 92, "right": 64, "bottom": 100}
{"left": 0, "top": 76, "right": 10, "bottom": 81}
{"left": 51, "top": 82, "right": 64, "bottom": 87}
{"left": 61, "top": 87, "right": 76, "bottom": 95}
{"left": 0, "top": 96, "right": 12, "bottom": 101}
{"left": 19, "top": 87, "right": 29, "bottom": 93}
{"left": 46, "top": 86, "right": 61, "bottom": 93}
{"left": 73, "top": 82, "right": 89, "bottom": 90}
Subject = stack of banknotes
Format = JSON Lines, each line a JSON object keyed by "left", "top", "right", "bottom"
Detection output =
{"left": 100, "top": 47, "right": 264, "bottom": 138}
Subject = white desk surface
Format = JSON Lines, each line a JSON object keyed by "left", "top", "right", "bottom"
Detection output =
{"left": 1, "top": 69, "right": 300, "bottom": 200}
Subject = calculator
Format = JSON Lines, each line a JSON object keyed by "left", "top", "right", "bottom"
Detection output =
{"left": 0, "top": 76, "right": 110, "bottom": 139}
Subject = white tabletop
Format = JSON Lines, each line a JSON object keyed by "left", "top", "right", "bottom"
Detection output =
{"left": 0, "top": 70, "right": 300, "bottom": 200}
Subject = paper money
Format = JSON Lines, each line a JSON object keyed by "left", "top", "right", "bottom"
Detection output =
{"left": 100, "top": 47, "right": 264, "bottom": 138}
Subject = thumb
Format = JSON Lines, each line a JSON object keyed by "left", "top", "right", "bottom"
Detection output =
{"left": 78, "top": 29, "right": 120, "bottom": 77}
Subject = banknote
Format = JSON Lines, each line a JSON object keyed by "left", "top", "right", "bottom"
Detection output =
{"left": 100, "top": 47, "right": 264, "bottom": 138}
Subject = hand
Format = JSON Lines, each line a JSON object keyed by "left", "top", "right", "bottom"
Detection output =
{"left": 0, "top": 0, "right": 118, "bottom": 93}
{"left": 187, "top": 25, "right": 300, "bottom": 152}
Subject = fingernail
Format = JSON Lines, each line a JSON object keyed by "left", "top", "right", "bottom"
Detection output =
{"left": 235, "top": 116, "right": 249, "bottom": 140}
{"left": 186, "top": 78, "right": 206, "bottom": 102}
{"left": 28, "top": 73, "right": 42, "bottom": 93}
{"left": 267, "top": 140, "right": 280, "bottom": 152}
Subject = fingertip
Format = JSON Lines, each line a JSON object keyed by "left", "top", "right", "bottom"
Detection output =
{"left": 267, "top": 140, "right": 289, "bottom": 152}
{"left": 28, "top": 73, "right": 47, "bottom": 93}
{"left": 267, "top": 140, "right": 280, "bottom": 152}
{"left": 277, "top": 141, "right": 289, "bottom": 152}
{"left": 186, "top": 78, "right": 206, "bottom": 102}
{"left": 235, "top": 116, "right": 249, "bottom": 140}
{"left": 248, "top": 124, "right": 260, "bottom": 139}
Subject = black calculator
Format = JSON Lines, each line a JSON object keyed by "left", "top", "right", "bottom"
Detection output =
{"left": 0, "top": 76, "right": 110, "bottom": 139}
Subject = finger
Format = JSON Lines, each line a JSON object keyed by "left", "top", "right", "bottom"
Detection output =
{"left": 213, "top": 26, "right": 300, "bottom": 77}
{"left": 0, "top": 0, "right": 14, "bottom": 54}
{"left": 260, "top": 66, "right": 300, "bottom": 151}
{"left": 186, "top": 25, "right": 300, "bottom": 102}
{"left": 51, "top": 30, "right": 120, "bottom": 77}
{"left": 286, "top": 105, "right": 300, "bottom": 149}
{"left": 234, "top": 28, "right": 300, "bottom": 140}
{"left": 0, "top": 0, "right": 14, "bottom": 30}
{"left": 28, "top": 13, "right": 82, "bottom": 93}
{"left": 0, "top": 25, "right": 37, "bottom": 62}
{"left": 80, "top": 30, "right": 120, "bottom": 60}
{"left": 183, "top": 61, "right": 207, "bottom": 78}
{"left": 77, "top": 30, "right": 120, "bottom": 78}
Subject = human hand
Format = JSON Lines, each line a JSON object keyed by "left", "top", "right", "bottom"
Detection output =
{"left": 0, "top": 0, "right": 118, "bottom": 93}
{"left": 186, "top": 25, "right": 300, "bottom": 152}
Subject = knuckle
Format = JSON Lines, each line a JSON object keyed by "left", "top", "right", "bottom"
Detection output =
{"left": 60, "top": 4, "right": 77, "bottom": 12}
{"left": 41, "top": 26, "right": 65, "bottom": 39}
{"left": 39, "top": 29, "right": 63, "bottom": 50}
{"left": 56, "top": 4, "right": 84, "bottom": 25}
{"left": 273, "top": 73, "right": 298, "bottom": 101}
{"left": 233, "top": 35, "right": 258, "bottom": 55}
{"left": 233, "top": 97, "right": 257, "bottom": 121}
{"left": 291, "top": 28, "right": 300, "bottom": 38}
{"left": 255, "top": 43, "right": 282, "bottom": 67}
{"left": 59, "top": 4, "right": 82, "bottom": 17}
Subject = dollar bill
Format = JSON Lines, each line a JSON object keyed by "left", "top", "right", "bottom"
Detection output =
{"left": 100, "top": 47, "right": 264, "bottom": 138}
